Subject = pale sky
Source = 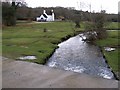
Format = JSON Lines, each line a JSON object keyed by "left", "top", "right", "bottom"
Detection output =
{"left": 25, "top": 0, "right": 119, "bottom": 14}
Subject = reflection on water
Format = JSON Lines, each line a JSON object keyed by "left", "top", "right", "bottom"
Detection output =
{"left": 46, "top": 34, "right": 115, "bottom": 79}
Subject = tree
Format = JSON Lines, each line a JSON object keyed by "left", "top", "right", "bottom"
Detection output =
{"left": 2, "top": 0, "right": 27, "bottom": 26}
{"left": 27, "top": 8, "right": 33, "bottom": 22}
{"left": 84, "top": 10, "right": 107, "bottom": 41}
{"left": 94, "top": 11, "right": 107, "bottom": 39}
{"left": 69, "top": 10, "right": 81, "bottom": 28}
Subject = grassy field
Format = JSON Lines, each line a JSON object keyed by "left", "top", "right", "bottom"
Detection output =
{"left": 96, "top": 30, "right": 119, "bottom": 75}
{"left": 105, "top": 22, "right": 119, "bottom": 29}
{"left": 2, "top": 21, "right": 83, "bottom": 64}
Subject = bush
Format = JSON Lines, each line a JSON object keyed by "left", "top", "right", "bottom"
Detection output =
{"left": 84, "top": 12, "right": 107, "bottom": 41}
{"left": 84, "top": 21, "right": 95, "bottom": 31}
{"left": 75, "top": 20, "right": 80, "bottom": 28}
{"left": 96, "top": 29, "right": 108, "bottom": 39}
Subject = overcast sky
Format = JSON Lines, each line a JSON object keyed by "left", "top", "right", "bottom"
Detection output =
{"left": 25, "top": 0, "right": 119, "bottom": 14}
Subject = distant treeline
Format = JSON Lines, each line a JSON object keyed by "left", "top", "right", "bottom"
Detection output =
{"left": 16, "top": 6, "right": 118, "bottom": 22}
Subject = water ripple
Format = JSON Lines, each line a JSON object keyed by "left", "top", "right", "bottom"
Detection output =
{"left": 46, "top": 34, "right": 115, "bottom": 79}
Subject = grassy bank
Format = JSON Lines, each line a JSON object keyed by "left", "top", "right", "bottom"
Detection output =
{"left": 95, "top": 30, "right": 119, "bottom": 76}
{"left": 2, "top": 21, "right": 83, "bottom": 64}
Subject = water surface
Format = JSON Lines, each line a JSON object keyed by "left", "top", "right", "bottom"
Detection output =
{"left": 46, "top": 34, "right": 114, "bottom": 79}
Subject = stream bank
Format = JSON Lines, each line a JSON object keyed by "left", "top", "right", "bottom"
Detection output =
{"left": 98, "top": 46, "right": 119, "bottom": 80}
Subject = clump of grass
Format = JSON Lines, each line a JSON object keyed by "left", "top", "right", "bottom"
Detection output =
{"left": 43, "top": 28, "right": 47, "bottom": 32}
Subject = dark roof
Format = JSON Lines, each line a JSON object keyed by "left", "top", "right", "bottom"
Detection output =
{"left": 43, "top": 14, "right": 48, "bottom": 18}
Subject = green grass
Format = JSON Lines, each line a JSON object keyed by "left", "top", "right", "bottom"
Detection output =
{"left": 2, "top": 21, "right": 83, "bottom": 64}
{"left": 104, "top": 49, "right": 119, "bottom": 72}
{"left": 96, "top": 30, "right": 119, "bottom": 73}
{"left": 105, "top": 22, "right": 119, "bottom": 29}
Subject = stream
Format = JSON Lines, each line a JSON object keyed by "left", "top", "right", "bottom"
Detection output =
{"left": 46, "top": 34, "right": 115, "bottom": 79}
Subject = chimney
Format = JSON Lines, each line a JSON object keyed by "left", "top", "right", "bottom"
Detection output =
{"left": 51, "top": 9, "right": 53, "bottom": 13}
{"left": 51, "top": 10, "right": 54, "bottom": 21}
{"left": 43, "top": 10, "right": 46, "bottom": 14}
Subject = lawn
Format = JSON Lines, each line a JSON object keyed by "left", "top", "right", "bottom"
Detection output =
{"left": 95, "top": 30, "right": 119, "bottom": 76}
{"left": 105, "top": 22, "right": 119, "bottom": 29}
{"left": 2, "top": 21, "right": 83, "bottom": 64}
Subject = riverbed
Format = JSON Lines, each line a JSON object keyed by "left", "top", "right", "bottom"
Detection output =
{"left": 46, "top": 34, "right": 115, "bottom": 79}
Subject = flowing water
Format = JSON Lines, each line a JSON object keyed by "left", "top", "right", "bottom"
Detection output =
{"left": 46, "top": 34, "right": 115, "bottom": 79}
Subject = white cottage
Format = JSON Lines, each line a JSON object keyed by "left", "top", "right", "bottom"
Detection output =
{"left": 36, "top": 10, "right": 55, "bottom": 22}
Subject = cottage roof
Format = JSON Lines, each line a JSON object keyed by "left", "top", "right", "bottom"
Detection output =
{"left": 43, "top": 14, "right": 48, "bottom": 18}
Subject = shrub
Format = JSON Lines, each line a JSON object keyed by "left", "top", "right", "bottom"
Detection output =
{"left": 75, "top": 20, "right": 80, "bottom": 28}
{"left": 84, "top": 12, "right": 107, "bottom": 41}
